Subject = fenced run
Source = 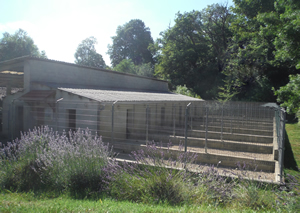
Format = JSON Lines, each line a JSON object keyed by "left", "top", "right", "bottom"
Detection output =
{"left": 7, "top": 100, "right": 285, "bottom": 181}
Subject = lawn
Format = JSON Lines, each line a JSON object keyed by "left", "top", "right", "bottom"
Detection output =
{"left": 284, "top": 123, "right": 300, "bottom": 179}
{"left": 0, "top": 192, "right": 276, "bottom": 213}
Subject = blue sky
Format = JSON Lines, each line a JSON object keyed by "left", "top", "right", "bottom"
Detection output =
{"left": 0, "top": 0, "right": 233, "bottom": 66}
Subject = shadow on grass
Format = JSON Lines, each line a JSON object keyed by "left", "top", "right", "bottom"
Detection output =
{"left": 284, "top": 128, "right": 299, "bottom": 171}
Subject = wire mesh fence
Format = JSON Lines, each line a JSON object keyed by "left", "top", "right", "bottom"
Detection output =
{"left": 3, "top": 99, "right": 285, "bottom": 181}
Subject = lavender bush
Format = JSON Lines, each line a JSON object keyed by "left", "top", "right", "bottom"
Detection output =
{"left": 107, "top": 142, "right": 198, "bottom": 205}
{"left": 0, "top": 126, "right": 55, "bottom": 191}
{"left": 193, "top": 164, "right": 237, "bottom": 206}
{"left": 0, "top": 126, "right": 115, "bottom": 197}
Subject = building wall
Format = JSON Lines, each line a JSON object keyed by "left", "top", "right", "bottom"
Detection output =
{"left": 24, "top": 59, "right": 168, "bottom": 92}
{"left": 2, "top": 86, "right": 202, "bottom": 143}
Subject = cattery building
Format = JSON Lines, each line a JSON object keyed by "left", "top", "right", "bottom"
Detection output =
{"left": 0, "top": 56, "right": 202, "bottom": 142}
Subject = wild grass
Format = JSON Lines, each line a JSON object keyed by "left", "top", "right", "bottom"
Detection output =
{"left": 0, "top": 126, "right": 299, "bottom": 212}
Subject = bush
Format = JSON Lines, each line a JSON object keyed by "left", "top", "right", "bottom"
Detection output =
{"left": 0, "top": 126, "right": 115, "bottom": 197}
{"left": 107, "top": 142, "right": 198, "bottom": 205}
{"left": 274, "top": 74, "right": 300, "bottom": 124}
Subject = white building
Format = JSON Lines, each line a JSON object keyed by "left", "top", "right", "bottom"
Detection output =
{"left": 0, "top": 56, "right": 202, "bottom": 141}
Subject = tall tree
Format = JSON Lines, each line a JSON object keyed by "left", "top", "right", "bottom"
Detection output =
{"left": 258, "top": 0, "right": 300, "bottom": 69}
{"left": 108, "top": 19, "right": 154, "bottom": 67}
{"left": 74, "top": 37, "right": 106, "bottom": 68}
{"left": 222, "top": 0, "right": 299, "bottom": 102}
{"left": 0, "top": 29, "right": 46, "bottom": 62}
{"left": 155, "top": 4, "right": 233, "bottom": 99}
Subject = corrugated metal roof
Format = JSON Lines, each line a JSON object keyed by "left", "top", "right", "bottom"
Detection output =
{"left": 58, "top": 88, "right": 202, "bottom": 102}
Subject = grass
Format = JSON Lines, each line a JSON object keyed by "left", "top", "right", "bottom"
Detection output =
{"left": 284, "top": 123, "right": 300, "bottom": 183}
{"left": 0, "top": 191, "right": 274, "bottom": 213}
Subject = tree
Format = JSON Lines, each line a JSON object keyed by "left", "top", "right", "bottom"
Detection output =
{"left": 74, "top": 37, "right": 106, "bottom": 68}
{"left": 173, "top": 85, "right": 201, "bottom": 99}
{"left": 258, "top": 0, "right": 300, "bottom": 69}
{"left": 114, "top": 59, "right": 154, "bottom": 78}
{"left": 274, "top": 74, "right": 300, "bottom": 123}
{"left": 108, "top": 19, "right": 154, "bottom": 67}
{"left": 0, "top": 29, "right": 46, "bottom": 62}
{"left": 155, "top": 4, "right": 233, "bottom": 99}
{"left": 135, "top": 63, "right": 154, "bottom": 78}
{"left": 114, "top": 59, "right": 136, "bottom": 75}
{"left": 220, "top": 0, "right": 299, "bottom": 102}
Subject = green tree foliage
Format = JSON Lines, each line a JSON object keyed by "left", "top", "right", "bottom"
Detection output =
{"left": 155, "top": 4, "right": 233, "bottom": 99}
{"left": 274, "top": 74, "right": 300, "bottom": 122}
{"left": 74, "top": 37, "right": 106, "bottom": 69}
{"left": 173, "top": 85, "right": 201, "bottom": 99}
{"left": 108, "top": 19, "right": 154, "bottom": 67}
{"left": 114, "top": 59, "right": 136, "bottom": 74}
{"left": 258, "top": 0, "right": 300, "bottom": 69}
{"left": 114, "top": 59, "right": 154, "bottom": 78}
{"left": 135, "top": 63, "right": 154, "bottom": 78}
{"left": 0, "top": 29, "right": 47, "bottom": 62}
{"left": 221, "top": 0, "right": 299, "bottom": 102}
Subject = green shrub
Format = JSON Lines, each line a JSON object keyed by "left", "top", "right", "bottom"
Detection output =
{"left": 0, "top": 126, "right": 115, "bottom": 197}
{"left": 108, "top": 142, "right": 197, "bottom": 205}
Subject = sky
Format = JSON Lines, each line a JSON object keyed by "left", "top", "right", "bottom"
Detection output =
{"left": 0, "top": 0, "right": 233, "bottom": 66}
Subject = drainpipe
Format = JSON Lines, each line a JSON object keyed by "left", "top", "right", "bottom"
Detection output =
{"left": 221, "top": 104, "right": 224, "bottom": 142}
{"left": 146, "top": 105, "right": 149, "bottom": 143}
{"left": 173, "top": 104, "right": 176, "bottom": 136}
{"left": 11, "top": 99, "right": 16, "bottom": 141}
{"left": 55, "top": 98, "right": 63, "bottom": 133}
{"left": 184, "top": 102, "right": 191, "bottom": 152}
{"left": 111, "top": 100, "right": 118, "bottom": 144}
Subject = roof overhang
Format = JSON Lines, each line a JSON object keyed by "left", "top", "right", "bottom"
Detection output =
{"left": 19, "top": 90, "right": 55, "bottom": 101}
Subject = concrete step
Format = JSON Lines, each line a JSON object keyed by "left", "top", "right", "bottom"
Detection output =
{"left": 169, "top": 135, "right": 273, "bottom": 154}
{"left": 191, "top": 120, "right": 273, "bottom": 131}
{"left": 115, "top": 152, "right": 277, "bottom": 183}
{"left": 149, "top": 130, "right": 273, "bottom": 144}
{"left": 193, "top": 116, "right": 273, "bottom": 124}
{"left": 186, "top": 130, "right": 273, "bottom": 143}
{"left": 189, "top": 125, "right": 273, "bottom": 136}
{"left": 111, "top": 141, "right": 275, "bottom": 173}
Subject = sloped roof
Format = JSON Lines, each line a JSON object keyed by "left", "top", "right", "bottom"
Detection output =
{"left": 58, "top": 88, "right": 202, "bottom": 102}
